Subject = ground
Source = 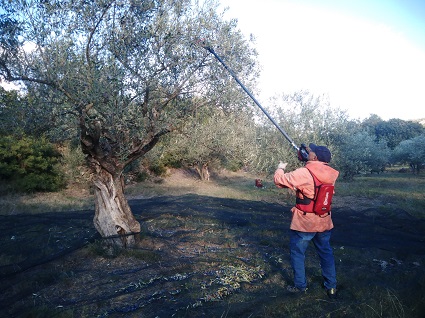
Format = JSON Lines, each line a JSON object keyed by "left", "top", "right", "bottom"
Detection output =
{"left": 0, "top": 170, "right": 424, "bottom": 317}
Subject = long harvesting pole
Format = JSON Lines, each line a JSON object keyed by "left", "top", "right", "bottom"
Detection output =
{"left": 203, "top": 45, "right": 300, "bottom": 152}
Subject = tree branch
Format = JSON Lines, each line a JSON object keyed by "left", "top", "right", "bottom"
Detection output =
{"left": 86, "top": 2, "right": 113, "bottom": 83}
{"left": 124, "top": 127, "right": 171, "bottom": 167}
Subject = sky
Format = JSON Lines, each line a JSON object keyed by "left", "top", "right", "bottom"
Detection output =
{"left": 219, "top": 0, "right": 425, "bottom": 121}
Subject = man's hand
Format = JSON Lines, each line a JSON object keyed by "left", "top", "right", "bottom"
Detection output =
{"left": 277, "top": 162, "right": 288, "bottom": 170}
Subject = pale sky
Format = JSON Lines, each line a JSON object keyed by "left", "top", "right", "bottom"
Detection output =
{"left": 219, "top": 0, "right": 425, "bottom": 121}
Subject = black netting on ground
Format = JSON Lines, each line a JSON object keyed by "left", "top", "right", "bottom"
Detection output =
{"left": 1, "top": 194, "right": 425, "bottom": 317}
{"left": 0, "top": 210, "right": 99, "bottom": 278}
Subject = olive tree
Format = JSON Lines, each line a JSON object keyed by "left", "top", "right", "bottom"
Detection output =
{"left": 0, "top": 0, "right": 258, "bottom": 247}
{"left": 391, "top": 135, "right": 425, "bottom": 173}
{"left": 150, "top": 107, "right": 258, "bottom": 179}
{"left": 334, "top": 131, "right": 390, "bottom": 180}
{"left": 0, "top": 85, "right": 59, "bottom": 137}
{"left": 374, "top": 118, "right": 424, "bottom": 149}
{"left": 254, "top": 90, "right": 351, "bottom": 173}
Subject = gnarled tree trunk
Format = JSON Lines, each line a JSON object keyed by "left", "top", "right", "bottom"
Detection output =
{"left": 79, "top": 101, "right": 170, "bottom": 248}
{"left": 92, "top": 165, "right": 140, "bottom": 248}
{"left": 195, "top": 162, "right": 210, "bottom": 181}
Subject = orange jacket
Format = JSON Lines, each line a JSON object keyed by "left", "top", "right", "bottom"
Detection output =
{"left": 274, "top": 161, "right": 339, "bottom": 232}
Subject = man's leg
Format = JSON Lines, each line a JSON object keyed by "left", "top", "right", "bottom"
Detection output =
{"left": 289, "top": 230, "right": 314, "bottom": 290}
{"left": 312, "top": 230, "right": 337, "bottom": 290}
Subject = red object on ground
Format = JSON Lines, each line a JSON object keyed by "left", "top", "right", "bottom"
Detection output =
{"left": 255, "top": 179, "right": 263, "bottom": 188}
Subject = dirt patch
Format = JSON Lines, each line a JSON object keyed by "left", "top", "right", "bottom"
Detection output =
{"left": 1, "top": 193, "right": 425, "bottom": 317}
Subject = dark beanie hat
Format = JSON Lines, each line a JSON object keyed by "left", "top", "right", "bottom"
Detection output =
{"left": 309, "top": 143, "right": 331, "bottom": 163}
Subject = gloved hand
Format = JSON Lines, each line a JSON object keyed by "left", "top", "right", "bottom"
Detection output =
{"left": 277, "top": 162, "right": 288, "bottom": 170}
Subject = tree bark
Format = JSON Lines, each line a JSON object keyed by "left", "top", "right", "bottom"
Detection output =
{"left": 79, "top": 100, "right": 171, "bottom": 247}
{"left": 92, "top": 166, "right": 140, "bottom": 248}
{"left": 195, "top": 162, "right": 210, "bottom": 181}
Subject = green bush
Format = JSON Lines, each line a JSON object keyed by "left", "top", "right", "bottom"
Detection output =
{"left": 135, "top": 171, "right": 149, "bottom": 182}
{"left": 223, "top": 158, "right": 244, "bottom": 172}
{"left": 149, "top": 162, "right": 167, "bottom": 176}
{"left": 0, "top": 135, "right": 66, "bottom": 192}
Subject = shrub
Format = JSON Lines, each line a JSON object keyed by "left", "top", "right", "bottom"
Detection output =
{"left": 149, "top": 162, "right": 167, "bottom": 176}
{"left": 0, "top": 135, "right": 66, "bottom": 192}
{"left": 60, "top": 142, "right": 91, "bottom": 186}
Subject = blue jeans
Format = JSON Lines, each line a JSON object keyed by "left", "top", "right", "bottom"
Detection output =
{"left": 289, "top": 230, "right": 337, "bottom": 290}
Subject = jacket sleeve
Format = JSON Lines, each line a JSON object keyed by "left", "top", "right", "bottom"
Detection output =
{"left": 274, "top": 168, "right": 315, "bottom": 198}
{"left": 274, "top": 169, "right": 293, "bottom": 189}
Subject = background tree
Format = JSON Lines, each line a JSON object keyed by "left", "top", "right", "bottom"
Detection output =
{"left": 391, "top": 135, "right": 425, "bottom": 174}
{"left": 361, "top": 114, "right": 383, "bottom": 135}
{"left": 253, "top": 91, "right": 351, "bottom": 173}
{"left": 374, "top": 118, "right": 424, "bottom": 149}
{"left": 334, "top": 131, "right": 390, "bottom": 180}
{"left": 0, "top": 0, "right": 259, "bottom": 247}
{"left": 0, "top": 86, "right": 19, "bottom": 134}
{"left": 149, "top": 107, "right": 257, "bottom": 180}
{"left": 0, "top": 86, "right": 55, "bottom": 137}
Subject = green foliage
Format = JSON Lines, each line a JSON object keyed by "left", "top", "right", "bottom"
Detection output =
{"left": 0, "top": 0, "right": 260, "bottom": 176}
{"left": 391, "top": 134, "right": 425, "bottom": 173}
{"left": 251, "top": 96, "right": 419, "bottom": 180}
{"left": 135, "top": 170, "right": 150, "bottom": 182}
{"left": 223, "top": 158, "right": 244, "bottom": 172}
{"left": 363, "top": 116, "right": 424, "bottom": 149}
{"left": 147, "top": 109, "right": 257, "bottom": 179}
{"left": 0, "top": 86, "right": 62, "bottom": 138}
{"left": 253, "top": 91, "right": 352, "bottom": 174}
{"left": 334, "top": 131, "right": 390, "bottom": 180}
{"left": 1, "top": 0, "right": 420, "bottom": 185}
{"left": 0, "top": 135, "right": 66, "bottom": 192}
{"left": 149, "top": 162, "right": 168, "bottom": 177}
{"left": 0, "top": 87, "right": 20, "bottom": 135}
{"left": 59, "top": 142, "right": 91, "bottom": 186}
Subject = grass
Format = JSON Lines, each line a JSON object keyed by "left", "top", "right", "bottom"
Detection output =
{"left": 1, "top": 168, "right": 423, "bottom": 217}
{"left": 0, "top": 186, "right": 94, "bottom": 215}
{"left": 337, "top": 173, "right": 425, "bottom": 198}
{"left": 335, "top": 172, "right": 425, "bottom": 218}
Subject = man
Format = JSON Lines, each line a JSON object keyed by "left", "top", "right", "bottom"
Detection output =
{"left": 274, "top": 143, "right": 339, "bottom": 299}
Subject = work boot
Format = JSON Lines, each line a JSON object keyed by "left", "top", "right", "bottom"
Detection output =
{"left": 326, "top": 288, "right": 337, "bottom": 299}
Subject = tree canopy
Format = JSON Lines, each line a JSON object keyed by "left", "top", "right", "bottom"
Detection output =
{"left": 1, "top": 0, "right": 258, "bottom": 164}
{"left": 0, "top": 0, "right": 260, "bottom": 246}
{"left": 391, "top": 135, "right": 425, "bottom": 173}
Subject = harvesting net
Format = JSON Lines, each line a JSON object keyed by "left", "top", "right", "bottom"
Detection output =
{"left": 1, "top": 194, "right": 425, "bottom": 317}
